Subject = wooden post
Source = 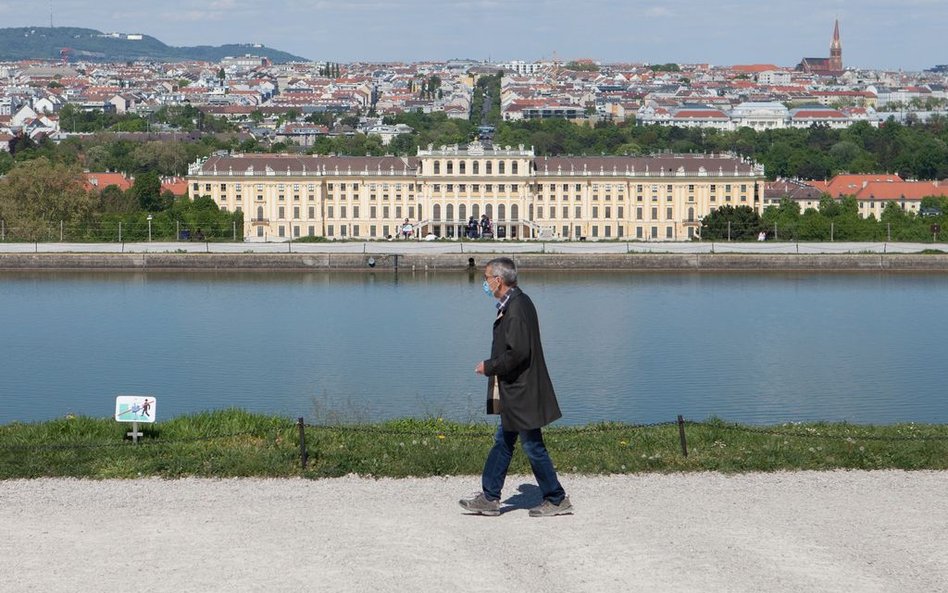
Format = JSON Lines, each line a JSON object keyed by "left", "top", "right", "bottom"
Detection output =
{"left": 677, "top": 415, "right": 688, "bottom": 458}
{"left": 297, "top": 417, "right": 308, "bottom": 469}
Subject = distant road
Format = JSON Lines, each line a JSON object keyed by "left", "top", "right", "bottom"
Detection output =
{"left": 0, "top": 240, "right": 945, "bottom": 255}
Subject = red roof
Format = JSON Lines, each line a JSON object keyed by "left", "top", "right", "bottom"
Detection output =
{"left": 858, "top": 181, "right": 948, "bottom": 201}
{"left": 792, "top": 109, "right": 846, "bottom": 119}
{"left": 804, "top": 175, "right": 948, "bottom": 201}
{"left": 810, "top": 174, "right": 903, "bottom": 196}
{"left": 674, "top": 109, "right": 728, "bottom": 119}
{"left": 161, "top": 177, "right": 189, "bottom": 196}
{"left": 731, "top": 64, "right": 781, "bottom": 72}
{"left": 84, "top": 172, "right": 132, "bottom": 192}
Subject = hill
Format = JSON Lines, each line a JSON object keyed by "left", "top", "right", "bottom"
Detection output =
{"left": 0, "top": 27, "right": 308, "bottom": 63}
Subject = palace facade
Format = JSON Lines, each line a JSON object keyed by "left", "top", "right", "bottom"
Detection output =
{"left": 186, "top": 143, "right": 765, "bottom": 241}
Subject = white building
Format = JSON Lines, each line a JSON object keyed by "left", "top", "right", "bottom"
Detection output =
{"left": 729, "top": 102, "right": 790, "bottom": 131}
{"left": 499, "top": 61, "right": 546, "bottom": 76}
{"left": 757, "top": 70, "right": 793, "bottom": 85}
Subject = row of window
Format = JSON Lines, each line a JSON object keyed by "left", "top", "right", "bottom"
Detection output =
{"left": 256, "top": 205, "right": 422, "bottom": 221}
{"left": 245, "top": 202, "right": 703, "bottom": 223}
{"left": 198, "top": 182, "right": 417, "bottom": 193}
{"left": 430, "top": 184, "right": 518, "bottom": 193}
{"left": 430, "top": 161, "right": 523, "bottom": 175}
{"left": 261, "top": 223, "right": 680, "bottom": 241}
{"left": 199, "top": 181, "right": 752, "bottom": 194}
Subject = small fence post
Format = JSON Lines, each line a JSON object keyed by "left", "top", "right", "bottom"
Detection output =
{"left": 60, "top": 220, "right": 64, "bottom": 242}
{"left": 297, "top": 417, "right": 308, "bottom": 469}
{"left": 677, "top": 415, "right": 688, "bottom": 457}
{"left": 1, "top": 219, "right": 4, "bottom": 241}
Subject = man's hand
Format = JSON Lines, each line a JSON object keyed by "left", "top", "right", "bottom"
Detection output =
{"left": 475, "top": 361, "right": 485, "bottom": 375}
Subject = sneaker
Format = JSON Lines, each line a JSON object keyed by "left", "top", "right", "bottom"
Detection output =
{"left": 459, "top": 492, "right": 501, "bottom": 516}
{"left": 529, "top": 496, "right": 574, "bottom": 517}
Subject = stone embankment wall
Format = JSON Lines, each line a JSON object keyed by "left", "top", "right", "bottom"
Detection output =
{"left": 2, "top": 253, "right": 948, "bottom": 271}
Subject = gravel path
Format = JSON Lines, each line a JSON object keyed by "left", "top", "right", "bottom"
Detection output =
{"left": 1, "top": 471, "right": 945, "bottom": 593}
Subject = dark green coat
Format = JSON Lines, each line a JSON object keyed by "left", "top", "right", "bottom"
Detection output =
{"left": 483, "top": 287, "right": 562, "bottom": 431}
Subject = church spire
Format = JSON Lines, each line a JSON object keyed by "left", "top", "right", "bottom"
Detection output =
{"left": 829, "top": 19, "right": 842, "bottom": 73}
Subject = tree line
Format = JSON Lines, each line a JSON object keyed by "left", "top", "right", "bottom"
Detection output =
{"left": 702, "top": 197, "right": 948, "bottom": 243}
{"left": 0, "top": 157, "right": 240, "bottom": 242}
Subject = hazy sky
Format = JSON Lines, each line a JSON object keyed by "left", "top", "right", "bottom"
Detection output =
{"left": 2, "top": 0, "right": 945, "bottom": 70}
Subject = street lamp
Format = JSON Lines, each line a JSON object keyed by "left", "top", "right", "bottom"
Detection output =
{"left": 147, "top": 214, "right": 153, "bottom": 241}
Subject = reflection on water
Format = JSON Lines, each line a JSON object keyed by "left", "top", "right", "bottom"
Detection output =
{"left": 1, "top": 269, "right": 946, "bottom": 425}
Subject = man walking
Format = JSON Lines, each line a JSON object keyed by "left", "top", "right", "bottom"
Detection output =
{"left": 460, "top": 257, "right": 572, "bottom": 517}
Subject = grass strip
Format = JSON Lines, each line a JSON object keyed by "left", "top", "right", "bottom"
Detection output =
{"left": 1, "top": 410, "right": 946, "bottom": 479}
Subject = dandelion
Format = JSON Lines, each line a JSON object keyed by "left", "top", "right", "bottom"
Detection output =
{"left": 808, "top": 447, "right": 816, "bottom": 452}
{"left": 859, "top": 446, "right": 865, "bottom": 452}
{"left": 620, "top": 465, "right": 626, "bottom": 470}
{"left": 619, "top": 440, "right": 628, "bottom": 446}
{"left": 437, "top": 435, "right": 446, "bottom": 440}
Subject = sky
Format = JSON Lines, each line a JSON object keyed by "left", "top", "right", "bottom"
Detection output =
{"left": 1, "top": 0, "right": 945, "bottom": 71}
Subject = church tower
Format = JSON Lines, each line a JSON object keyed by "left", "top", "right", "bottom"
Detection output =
{"left": 829, "top": 19, "right": 842, "bottom": 73}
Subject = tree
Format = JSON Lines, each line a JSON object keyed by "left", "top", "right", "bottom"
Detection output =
{"left": 762, "top": 197, "right": 801, "bottom": 240}
{"left": 131, "top": 171, "right": 165, "bottom": 212}
{"left": 8, "top": 133, "right": 35, "bottom": 156}
{"left": 131, "top": 142, "right": 190, "bottom": 176}
{"left": 699, "top": 205, "right": 762, "bottom": 240}
{"left": 0, "top": 157, "right": 94, "bottom": 240}
{"left": 97, "top": 184, "right": 137, "bottom": 214}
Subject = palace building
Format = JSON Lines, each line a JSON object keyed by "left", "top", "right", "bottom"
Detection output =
{"left": 186, "top": 143, "right": 765, "bottom": 241}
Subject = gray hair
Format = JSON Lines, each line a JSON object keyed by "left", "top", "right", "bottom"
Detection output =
{"left": 486, "top": 257, "right": 518, "bottom": 286}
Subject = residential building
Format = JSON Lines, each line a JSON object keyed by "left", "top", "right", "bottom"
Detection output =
{"left": 808, "top": 174, "right": 948, "bottom": 218}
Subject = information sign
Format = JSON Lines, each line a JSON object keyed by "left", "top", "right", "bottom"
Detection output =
{"left": 115, "top": 396, "right": 156, "bottom": 423}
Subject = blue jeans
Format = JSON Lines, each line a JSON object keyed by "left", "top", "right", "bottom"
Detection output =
{"left": 481, "top": 425, "right": 566, "bottom": 504}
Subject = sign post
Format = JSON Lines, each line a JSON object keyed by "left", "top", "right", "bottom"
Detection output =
{"left": 115, "top": 396, "right": 157, "bottom": 444}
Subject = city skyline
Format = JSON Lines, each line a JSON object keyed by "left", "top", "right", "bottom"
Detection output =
{"left": 0, "top": 1, "right": 945, "bottom": 70}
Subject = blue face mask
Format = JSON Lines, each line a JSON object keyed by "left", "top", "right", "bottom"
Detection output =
{"left": 483, "top": 279, "right": 494, "bottom": 297}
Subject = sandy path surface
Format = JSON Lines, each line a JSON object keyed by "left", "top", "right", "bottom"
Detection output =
{"left": 1, "top": 471, "right": 945, "bottom": 593}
